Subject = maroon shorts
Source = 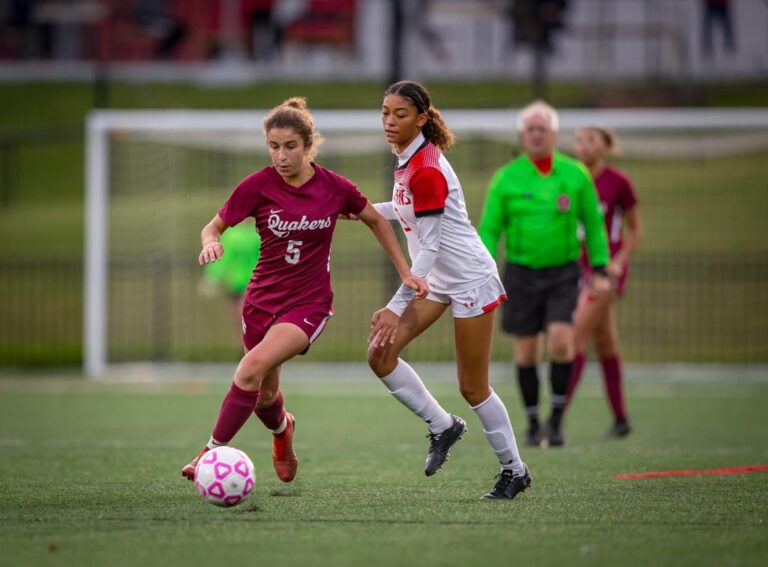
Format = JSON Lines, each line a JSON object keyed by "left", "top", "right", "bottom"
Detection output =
{"left": 580, "top": 264, "right": 630, "bottom": 296}
{"left": 242, "top": 302, "right": 334, "bottom": 353}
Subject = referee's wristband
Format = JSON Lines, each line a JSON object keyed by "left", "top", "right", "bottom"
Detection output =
{"left": 592, "top": 266, "right": 608, "bottom": 277}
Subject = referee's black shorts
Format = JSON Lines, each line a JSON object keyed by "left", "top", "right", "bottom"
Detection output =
{"left": 501, "top": 262, "right": 580, "bottom": 336}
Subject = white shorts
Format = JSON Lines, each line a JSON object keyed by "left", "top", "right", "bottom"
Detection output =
{"left": 427, "top": 275, "right": 508, "bottom": 319}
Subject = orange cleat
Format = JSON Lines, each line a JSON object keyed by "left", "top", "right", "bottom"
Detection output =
{"left": 181, "top": 446, "right": 209, "bottom": 481}
{"left": 272, "top": 413, "right": 298, "bottom": 483}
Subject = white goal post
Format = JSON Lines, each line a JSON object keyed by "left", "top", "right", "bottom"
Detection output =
{"left": 85, "top": 108, "right": 768, "bottom": 377}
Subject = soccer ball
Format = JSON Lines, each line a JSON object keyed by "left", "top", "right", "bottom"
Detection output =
{"left": 194, "top": 446, "right": 256, "bottom": 507}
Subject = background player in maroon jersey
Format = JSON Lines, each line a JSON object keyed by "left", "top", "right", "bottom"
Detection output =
{"left": 566, "top": 126, "right": 643, "bottom": 438}
{"left": 364, "top": 81, "right": 530, "bottom": 501}
{"left": 182, "top": 97, "right": 427, "bottom": 483}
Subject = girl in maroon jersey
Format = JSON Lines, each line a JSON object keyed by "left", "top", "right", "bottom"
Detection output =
{"left": 181, "top": 97, "right": 427, "bottom": 484}
{"left": 566, "top": 127, "right": 643, "bottom": 437}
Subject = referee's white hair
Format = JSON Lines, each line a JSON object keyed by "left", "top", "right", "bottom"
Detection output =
{"left": 516, "top": 100, "right": 559, "bottom": 132}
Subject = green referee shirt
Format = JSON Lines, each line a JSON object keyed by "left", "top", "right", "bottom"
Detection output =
{"left": 204, "top": 223, "right": 261, "bottom": 294}
{"left": 479, "top": 152, "right": 609, "bottom": 269}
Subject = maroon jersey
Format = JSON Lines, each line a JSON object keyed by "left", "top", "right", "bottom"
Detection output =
{"left": 581, "top": 165, "right": 637, "bottom": 264}
{"left": 218, "top": 165, "right": 368, "bottom": 313}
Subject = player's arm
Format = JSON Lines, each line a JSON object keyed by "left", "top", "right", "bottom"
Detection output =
{"left": 579, "top": 171, "right": 610, "bottom": 270}
{"left": 577, "top": 169, "right": 611, "bottom": 294}
{"left": 199, "top": 214, "right": 229, "bottom": 265}
{"left": 372, "top": 201, "right": 396, "bottom": 220}
{"left": 339, "top": 201, "right": 394, "bottom": 222}
{"left": 610, "top": 206, "right": 643, "bottom": 278}
{"left": 356, "top": 202, "right": 428, "bottom": 299}
{"left": 478, "top": 168, "right": 506, "bottom": 259}
{"left": 203, "top": 173, "right": 259, "bottom": 264}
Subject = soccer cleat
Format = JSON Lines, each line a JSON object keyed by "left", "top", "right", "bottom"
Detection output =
{"left": 482, "top": 465, "right": 532, "bottom": 500}
{"left": 424, "top": 415, "right": 468, "bottom": 476}
{"left": 525, "top": 422, "right": 544, "bottom": 447}
{"left": 547, "top": 419, "right": 565, "bottom": 447}
{"left": 181, "top": 446, "right": 210, "bottom": 481}
{"left": 272, "top": 412, "right": 298, "bottom": 483}
{"left": 605, "top": 418, "right": 631, "bottom": 438}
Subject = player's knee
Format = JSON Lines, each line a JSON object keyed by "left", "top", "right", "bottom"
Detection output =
{"left": 549, "top": 342, "right": 572, "bottom": 361}
{"left": 235, "top": 355, "right": 270, "bottom": 389}
{"left": 458, "top": 382, "right": 490, "bottom": 406}
{"left": 367, "top": 346, "right": 396, "bottom": 378}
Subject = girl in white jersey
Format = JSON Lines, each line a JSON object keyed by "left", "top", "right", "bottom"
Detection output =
{"left": 368, "top": 81, "right": 531, "bottom": 500}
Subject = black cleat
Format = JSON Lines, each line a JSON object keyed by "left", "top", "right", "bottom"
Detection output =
{"left": 526, "top": 422, "right": 544, "bottom": 447}
{"left": 482, "top": 465, "right": 532, "bottom": 500}
{"left": 424, "top": 415, "right": 467, "bottom": 476}
{"left": 547, "top": 418, "right": 565, "bottom": 447}
{"left": 605, "top": 418, "right": 631, "bottom": 438}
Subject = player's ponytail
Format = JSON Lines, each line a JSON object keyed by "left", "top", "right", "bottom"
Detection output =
{"left": 385, "top": 80, "right": 456, "bottom": 152}
{"left": 423, "top": 106, "right": 455, "bottom": 153}
{"left": 263, "top": 96, "right": 324, "bottom": 160}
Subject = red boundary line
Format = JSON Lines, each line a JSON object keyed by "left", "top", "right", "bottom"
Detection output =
{"left": 612, "top": 464, "right": 768, "bottom": 479}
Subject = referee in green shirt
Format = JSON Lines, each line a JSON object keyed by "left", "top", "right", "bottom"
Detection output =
{"left": 479, "top": 101, "right": 611, "bottom": 447}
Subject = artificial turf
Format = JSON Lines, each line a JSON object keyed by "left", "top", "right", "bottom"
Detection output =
{"left": 1, "top": 367, "right": 766, "bottom": 566}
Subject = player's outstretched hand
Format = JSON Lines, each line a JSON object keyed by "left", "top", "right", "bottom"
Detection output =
{"left": 403, "top": 275, "right": 428, "bottom": 300}
{"left": 368, "top": 308, "right": 400, "bottom": 348}
{"left": 199, "top": 242, "right": 224, "bottom": 265}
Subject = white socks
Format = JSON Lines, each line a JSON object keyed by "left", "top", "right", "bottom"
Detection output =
{"left": 206, "top": 437, "right": 227, "bottom": 450}
{"left": 381, "top": 359, "right": 454, "bottom": 434}
{"left": 472, "top": 390, "right": 525, "bottom": 476}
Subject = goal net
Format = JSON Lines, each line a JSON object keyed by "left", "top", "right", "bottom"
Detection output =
{"left": 85, "top": 109, "right": 768, "bottom": 376}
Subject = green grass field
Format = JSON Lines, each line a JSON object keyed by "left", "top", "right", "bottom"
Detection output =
{"left": 1, "top": 367, "right": 767, "bottom": 566}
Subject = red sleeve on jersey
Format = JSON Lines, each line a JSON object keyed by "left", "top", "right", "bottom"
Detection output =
{"left": 617, "top": 174, "right": 638, "bottom": 211}
{"left": 410, "top": 167, "right": 448, "bottom": 217}
{"left": 218, "top": 172, "right": 261, "bottom": 226}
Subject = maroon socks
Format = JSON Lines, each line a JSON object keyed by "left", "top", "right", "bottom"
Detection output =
{"left": 211, "top": 383, "right": 260, "bottom": 444}
{"left": 601, "top": 356, "right": 627, "bottom": 421}
{"left": 255, "top": 388, "right": 287, "bottom": 432}
{"left": 567, "top": 353, "right": 626, "bottom": 421}
{"left": 566, "top": 352, "right": 587, "bottom": 406}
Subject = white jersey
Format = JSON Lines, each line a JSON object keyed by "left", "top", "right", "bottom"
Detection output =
{"left": 380, "top": 133, "right": 498, "bottom": 296}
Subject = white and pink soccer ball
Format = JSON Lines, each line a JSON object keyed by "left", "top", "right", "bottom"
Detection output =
{"left": 194, "top": 446, "right": 256, "bottom": 507}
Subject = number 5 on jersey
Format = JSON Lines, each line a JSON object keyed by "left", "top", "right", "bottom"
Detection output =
{"left": 285, "top": 240, "right": 303, "bottom": 264}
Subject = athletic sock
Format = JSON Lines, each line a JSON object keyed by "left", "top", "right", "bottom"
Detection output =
{"left": 205, "top": 437, "right": 227, "bottom": 450}
{"left": 549, "top": 361, "right": 572, "bottom": 429}
{"left": 517, "top": 365, "right": 540, "bottom": 426}
{"left": 255, "top": 388, "right": 287, "bottom": 433}
{"left": 600, "top": 356, "right": 627, "bottom": 421}
{"left": 471, "top": 390, "right": 525, "bottom": 476}
{"left": 381, "top": 359, "right": 453, "bottom": 434}
{"left": 211, "top": 382, "right": 260, "bottom": 444}
{"left": 566, "top": 352, "right": 586, "bottom": 407}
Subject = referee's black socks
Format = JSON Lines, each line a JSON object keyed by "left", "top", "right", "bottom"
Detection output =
{"left": 517, "top": 365, "right": 540, "bottom": 426}
{"left": 549, "top": 361, "right": 572, "bottom": 429}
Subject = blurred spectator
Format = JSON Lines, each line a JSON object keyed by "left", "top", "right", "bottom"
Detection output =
{"left": 1, "top": 0, "right": 51, "bottom": 59}
{"left": 507, "top": 0, "right": 569, "bottom": 98}
{"left": 135, "top": 0, "right": 187, "bottom": 59}
{"left": 509, "top": 0, "right": 569, "bottom": 55}
{"left": 701, "top": 0, "right": 736, "bottom": 58}
{"left": 406, "top": 0, "right": 450, "bottom": 62}
{"left": 242, "top": 0, "right": 289, "bottom": 61}
{"left": 282, "top": 0, "right": 356, "bottom": 54}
